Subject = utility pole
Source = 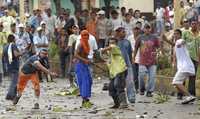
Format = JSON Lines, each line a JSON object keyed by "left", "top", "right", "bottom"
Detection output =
{"left": 174, "top": 0, "right": 181, "bottom": 29}
{"left": 19, "top": 0, "right": 25, "bottom": 23}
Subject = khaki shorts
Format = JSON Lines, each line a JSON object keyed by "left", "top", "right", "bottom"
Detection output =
{"left": 172, "top": 72, "right": 191, "bottom": 85}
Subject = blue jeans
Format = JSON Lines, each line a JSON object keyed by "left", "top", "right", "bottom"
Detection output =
{"left": 126, "top": 67, "right": 136, "bottom": 103}
{"left": 139, "top": 65, "right": 157, "bottom": 93}
{"left": 156, "top": 20, "right": 164, "bottom": 35}
{"left": 6, "top": 72, "right": 19, "bottom": 99}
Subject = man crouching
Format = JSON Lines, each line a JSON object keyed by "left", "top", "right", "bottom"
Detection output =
{"left": 13, "top": 49, "right": 57, "bottom": 109}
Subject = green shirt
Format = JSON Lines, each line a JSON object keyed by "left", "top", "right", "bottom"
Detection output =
{"left": 107, "top": 45, "right": 127, "bottom": 79}
{"left": 182, "top": 30, "right": 200, "bottom": 61}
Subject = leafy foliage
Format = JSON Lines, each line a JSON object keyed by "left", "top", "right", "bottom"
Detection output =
{"left": 48, "top": 41, "right": 59, "bottom": 59}
{"left": 154, "top": 92, "right": 170, "bottom": 104}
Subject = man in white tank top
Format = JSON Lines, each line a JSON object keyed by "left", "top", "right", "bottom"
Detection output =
{"left": 172, "top": 29, "right": 196, "bottom": 104}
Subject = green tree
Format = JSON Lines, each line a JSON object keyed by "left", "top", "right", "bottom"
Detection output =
{"left": 71, "top": 0, "right": 82, "bottom": 12}
{"left": 53, "top": 0, "right": 61, "bottom": 14}
{"left": 104, "top": 0, "right": 111, "bottom": 18}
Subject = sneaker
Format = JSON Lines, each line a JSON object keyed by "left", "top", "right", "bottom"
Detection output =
{"left": 177, "top": 95, "right": 183, "bottom": 100}
{"left": 140, "top": 91, "right": 145, "bottom": 95}
{"left": 181, "top": 96, "right": 196, "bottom": 104}
{"left": 102, "top": 83, "right": 109, "bottom": 91}
{"left": 32, "top": 103, "right": 40, "bottom": 109}
{"left": 109, "top": 104, "right": 119, "bottom": 109}
{"left": 129, "top": 100, "right": 135, "bottom": 104}
{"left": 13, "top": 96, "right": 21, "bottom": 105}
{"left": 119, "top": 104, "right": 128, "bottom": 109}
{"left": 146, "top": 92, "right": 153, "bottom": 97}
{"left": 6, "top": 95, "right": 14, "bottom": 101}
{"left": 82, "top": 101, "right": 92, "bottom": 109}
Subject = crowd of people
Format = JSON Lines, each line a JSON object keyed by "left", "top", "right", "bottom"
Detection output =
{"left": 0, "top": 0, "right": 199, "bottom": 109}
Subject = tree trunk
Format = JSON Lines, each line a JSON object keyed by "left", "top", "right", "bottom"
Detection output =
{"left": 54, "top": 0, "right": 61, "bottom": 14}
{"left": 104, "top": 0, "right": 111, "bottom": 18}
{"left": 71, "top": 0, "right": 82, "bottom": 12}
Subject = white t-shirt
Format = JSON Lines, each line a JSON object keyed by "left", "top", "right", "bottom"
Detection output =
{"left": 110, "top": 18, "right": 123, "bottom": 31}
{"left": 122, "top": 20, "right": 134, "bottom": 38}
{"left": 33, "top": 34, "right": 49, "bottom": 53}
{"left": 75, "top": 34, "right": 98, "bottom": 59}
{"left": 175, "top": 39, "right": 195, "bottom": 74}
{"left": 127, "top": 34, "right": 140, "bottom": 63}
{"left": 156, "top": 8, "right": 165, "bottom": 21}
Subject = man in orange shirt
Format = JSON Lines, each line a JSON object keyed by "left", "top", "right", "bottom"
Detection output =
{"left": 86, "top": 11, "right": 97, "bottom": 38}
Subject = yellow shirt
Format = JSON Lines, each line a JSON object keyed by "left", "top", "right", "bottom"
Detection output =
{"left": 0, "top": 32, "right": 8, "bottom": 56}
{"left": 107, "top": 45, "right": 127, "bottom": 79}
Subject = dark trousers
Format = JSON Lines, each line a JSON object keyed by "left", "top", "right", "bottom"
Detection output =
{"left": 59, "top": 51, "right": 69, "bottom": 77}
{"left": 133, "top": 63, "right": 139, "bottom": 91}
{"left": 2, "top": 57, "right": 8, "bottom": 76}
{"left": 0, "top": 73, "right": 2, "bottom": 84}
{"left": 109, "top": 70, "right": 127, "bottom": 105}
{"left": 98, "top": 39, "right": 106, "bottom": 49}
{"left": 6, "top": 72, "right": 18, "bottom": 99}
{"left": 188, "top": 59, "right": 198, "bottom": 96}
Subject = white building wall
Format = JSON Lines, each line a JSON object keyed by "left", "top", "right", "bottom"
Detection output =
{"left": 119, "top": 0, "right": 154, "bottom": 12}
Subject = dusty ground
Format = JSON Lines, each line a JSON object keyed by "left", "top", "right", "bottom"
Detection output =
{"left": 0, "top": 77, "right": 200, "bottom": 119}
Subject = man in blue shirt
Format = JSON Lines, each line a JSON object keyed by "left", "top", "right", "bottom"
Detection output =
{"left": 115, "top": 27, "right": 136, "bottom": 104}
{"left": 13, "top": 49, "right": 57, "bottom": 109}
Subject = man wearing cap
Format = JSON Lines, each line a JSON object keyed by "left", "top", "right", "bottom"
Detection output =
{"left": 33, "top": 27, "right": 49, "bottom": 54}
{"left": 133, "top": 24, "right": 160, "bottom": 97}
{"left": 13, "top": 49, "right": 57, "bottom": 109}
{"left": 0, "top": 9, "right": 15, "bottom": 33}
{"left": 16, "top": 23, "right": 31, "bottom": 64}
{"left": 96, "top": 10, "right": 112, "bottom": 48}
{"left": 122, "top": 12, "right": 135, "bottom": 38}
{"left": 33, "top": 26, "right": 49, "bottom": 82}
{"left": 40, "top": 21, "right": 51, "bottom": 41}
{"left": 127, "top": 24, "right": 142, "bottom": 92}
{"left": 110, "top": 10, "right": 123, "bottom": 36}
{"left": 115, "top": 26, "right": 136, "bottom": 104}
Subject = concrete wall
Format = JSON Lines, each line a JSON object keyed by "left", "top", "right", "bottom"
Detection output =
{"left": 119, "top": 0, "right": 154, "bottom": 13}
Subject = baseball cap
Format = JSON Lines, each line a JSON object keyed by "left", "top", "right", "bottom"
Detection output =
{"left": 25, "top": 13, "right": 30, "bottom": 17}
{"left": 115, "top": 26, "right": 125, "bottom": 32}
{"left": 40, "top": 21, "right": 46, "bottom": 26}
{"left": 183, "top": 18, "right": 189, "bottom": 22}
{"left": 97, "top": 10, "right": 105, "bottom": 15}
{"left": 18, "top": 23, "right": 25, "bottom": 28}
{"left": 37, "top": 26, "right": 42, "bottom": 31}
